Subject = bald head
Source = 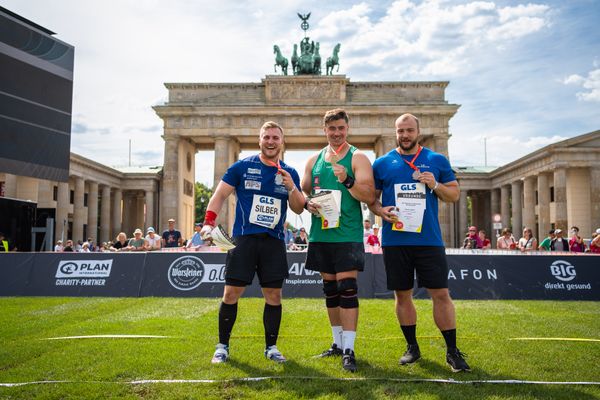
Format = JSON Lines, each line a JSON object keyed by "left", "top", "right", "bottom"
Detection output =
{"left": 395, "top": 113, "right": 420, "bottom": 132}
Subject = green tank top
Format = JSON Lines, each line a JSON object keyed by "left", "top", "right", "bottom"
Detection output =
{"left": 309, "top": 145, "right": 363, "bottom": 243}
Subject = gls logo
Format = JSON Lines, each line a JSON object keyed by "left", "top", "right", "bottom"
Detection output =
{"left": 259, "top": 196, "right": 275, "bottom": 204}
{"left": 400, "top": 184, "right": 417, "bottom": 191}
{"left": 550, "top": 260, "right": 576, "bottom": 282}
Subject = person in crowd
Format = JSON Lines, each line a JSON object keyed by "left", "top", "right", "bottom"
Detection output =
{"left": 369, "top": 112, "right": 470, "bottom": 372}
{"left": 80, "top": 242, "right": 91, "bottom": 252}
{"left": 145, "top": 227, "right": 162, "bottom": 251}
{"left": 538, "top": 229, "right": 555, "bottom": 251}
{"left": 462, "top": 226, "right": 482, "bottom": 249}
{"left": 200, "top": 121, "right": 305, "bottom": 365}
{"left": 589, "top": 229, "right": 600, "bottom": 254}
{"left": 110, "top": 232, "right": 129, "bottom": 251}
{"left": 75, "top": 240, "right": 83, "bottom": 252}
{"left": 128, "top": 229, "right": 146, "bottom": 251}
{"left": 0, "top": 232, "right": 16, "bottom": 252}
{"left": 550, "top": 229, "right": 569, "bottom": 251}
{"left": 478, "top": 230, "right": 491, "bottom": 250}
{"left": 363, "top": 219, "right": 373, "bottom": 244}
{"left": 302, "top": 108, "right": 375, "bottom": 373}
{"left": 366, "top": 224, "right": 381, "bottom": 247}
{"left": 62, "top": 239, "right": 74, "bottom": 252}
{"left": 518, "top": 227, "right": 537, "bottom": 252}
{"left": 568, "top": 226, "right": 586, "bottom": 253}
{"left": 293, "top": 227, "right": 309, "bottom": 250}
{"left": 187, "top": 223, "right": 205, "bottom": 248}
{"left": 54, "top": 240, "right": 63, "bottom": 252}
{"left": 496, "top": 228, "right": 517, "bottom": 250}
{"left": 162, "top": 218, "right": 184, "bottom": 248}
{"left": 283, "top": 222, "right": 295, "bottom": 248}
{"left": 87, "top": 237, "right": 96, "bottom": 252}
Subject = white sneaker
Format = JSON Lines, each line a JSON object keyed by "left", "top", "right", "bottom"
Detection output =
{"left": 211, "top": 343, "right": 229, "bottom": 364}
{"left": 264, "top": 345, "right": 287, "bottom": 363}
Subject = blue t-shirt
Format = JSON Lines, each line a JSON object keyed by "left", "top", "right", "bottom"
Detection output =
{"left": 222, "top": 155, "right": 301, "bottom": 240}
{"left": 373, "top": 147, "right": 456, "bottom": 247}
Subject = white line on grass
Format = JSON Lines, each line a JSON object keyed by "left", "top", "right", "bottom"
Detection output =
{"left": 42, "top": 335, "right": 173, "bottom": 340}
{"left": 2, "top": 377, "right": 600, "bottom": 387}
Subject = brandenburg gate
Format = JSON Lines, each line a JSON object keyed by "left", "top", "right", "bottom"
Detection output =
{"left": 153, "top": 75, "right": 460, "bottom": 245}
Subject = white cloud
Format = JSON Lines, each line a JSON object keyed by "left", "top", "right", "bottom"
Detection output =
{"left": 311, "top": 0, "right": 551, "bottom": 78}
{"left": 563, "top": 66, "right": 600, "bottom": 102}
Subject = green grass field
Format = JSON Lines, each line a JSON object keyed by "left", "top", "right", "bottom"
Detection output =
{"left": 0, "top": 297, "right": 599, "bottom": 399}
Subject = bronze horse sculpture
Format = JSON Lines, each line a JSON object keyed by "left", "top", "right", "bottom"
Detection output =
{"left": 326, "top": 43, "right": 341, "bottom": 75}
{"left": 273, "top": 45, "right": 289, "bottom": 76}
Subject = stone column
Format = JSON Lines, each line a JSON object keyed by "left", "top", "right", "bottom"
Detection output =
{"left": 511, "top": 181, "right": 522, "bottom": 232}
{"left": 490, "top": 188, "right": 500, "bottom": 247}
{"left": 554, "top": 168, "right": 567, "bottom": 230}
{"left": 55, "top": 182, "right": 70, "bottom": 242}
{"left": 72, "top": 176, "right": 85, "bottom": 243}
{"left": 87, "top": 181, "right": 99, "bottom": 242}
{"left": 112, "top": 189, "right": 122, "bottom": 238}
{"left": 458, "top": 189, "right": 468, "bottom": 237}
{"left": 161, "top": 135, "right": 179, "bottom": 231}
{"left": 145, "top": 190, "right": 154, "bottom": 229}
{"left": 537, "top": 173, "right": 551, "bottom": 238}
{"left": 591, "top": 167, "right": 600, "bottom": 232}
{"left": 100, "top": 185, "right": 111, "bottom": 243}
{"left": 523, "top": 176, "right": 536, "bottom": 237}
{"left": 501, "top": 185, "right": 510, "bottom": 230}
{"left": 3, "top": 174, "right": 17, "bottom": 198}
{"left": 214, "top": 137, "right": 231, "bottom": 228}
{"left": 376, "top": 135, "right": 397, "bottom": 157}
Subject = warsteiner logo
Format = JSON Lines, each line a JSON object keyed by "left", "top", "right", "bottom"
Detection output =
{"left": 550, "top": 260, "right": 576, "bottom": 282}
{"left": 168, "top": 256, "right": 205, "bottom": 291}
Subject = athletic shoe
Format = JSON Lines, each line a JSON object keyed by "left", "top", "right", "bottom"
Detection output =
{"left": 211, "top": 343, "right": 229, "bottom": 364}
{"left": 316, "top": 343, "right": 344, "bottom": 358}
{"left": 399, "top": 344, "right": 421, "bottom": 365}
{"left": 342, "top": 349, "right": 357, "bottom": 372}
{"left": 265, "top": 345, "right": 287, "bottom": 363}
{"left": 446, "top": 348, "right": 471, "bottom": 372}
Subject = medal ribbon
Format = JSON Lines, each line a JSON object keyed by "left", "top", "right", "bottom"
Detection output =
{"left": 402, "top": 145, "right": 422, "bottom": 171}
{"left": 329, "top": 142, "right": 347, "bottom": 157}
{"left": 262, "top": 156, "right": 282, "bottom": 174}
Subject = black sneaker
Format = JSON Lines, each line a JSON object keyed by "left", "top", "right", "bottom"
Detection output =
{"left": 446, "top": 348, "right": 471, "bottom": 372}
{"left": 342, "top": 349, "right": 357, "bottom": 372}
{"left": 399, "top": 344, "right": 421, "bottom": 365}
{"left": 316, "top": 343, "right": 343, "bottom": 358}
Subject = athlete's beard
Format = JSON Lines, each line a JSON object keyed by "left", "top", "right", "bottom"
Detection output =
{"left": 397, "top": 137, "right": 418, "bottom": 153}
{"left": 260, "top": 146, "right": 281, "bottom": 162}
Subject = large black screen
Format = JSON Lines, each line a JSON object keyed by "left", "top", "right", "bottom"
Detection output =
{"left": 0, "top": 7, "right": 74, "bottom": 182}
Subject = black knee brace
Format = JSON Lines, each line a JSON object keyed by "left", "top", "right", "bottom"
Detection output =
{"left": 338, "top": 278, "right": 359, "bottom": 309}
{"left": 323, "top": 279, "right": 340, "bottom": 308}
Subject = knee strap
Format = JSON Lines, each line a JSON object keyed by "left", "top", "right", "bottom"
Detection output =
{"left": 323, "top": 279, "right": 339, "bottom": 308}
{"left": 338, "top": 278, "right": 359, "bottom": 309}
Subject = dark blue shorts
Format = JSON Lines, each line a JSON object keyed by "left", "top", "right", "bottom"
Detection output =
{"left": 382, "top": 246, "right": 448, "bottom": 290}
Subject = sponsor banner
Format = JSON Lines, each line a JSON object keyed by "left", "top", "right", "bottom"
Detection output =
{"left": 0, "top": 253, "right": 35, "bottom": 296}
{"left": 21, "top": 253, "right": 145, "bottom": 297}
{"left": 1, "top": 252, "right": 598, "bottom": 299}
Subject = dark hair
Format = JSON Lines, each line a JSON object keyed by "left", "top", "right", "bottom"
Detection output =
{"left": 549, "top": 229, "right": 555, "bottom": 234}
{"left": 501, "top": 228, "right": 512, "bottom": 235}
{"left": 323, "top": 108, "right": 349, "bottom": 125}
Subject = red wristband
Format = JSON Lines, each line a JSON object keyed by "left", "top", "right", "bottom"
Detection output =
{"left": 204, "top": 210, "right": 217, "bottom": 227}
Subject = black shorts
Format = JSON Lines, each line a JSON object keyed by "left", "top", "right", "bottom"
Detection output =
{"left": 382, "top": 246, "right": 448, "bottom": 290}
{"left": 225, "top": 233, "right": 289, "bottom": 287}
{"left": 305, "top": 242, "right": 365, "bottom": 274}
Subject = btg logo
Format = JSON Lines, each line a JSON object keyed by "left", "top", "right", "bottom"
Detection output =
{"left": 549, "top": 260, "right": 576, "bottom": 282}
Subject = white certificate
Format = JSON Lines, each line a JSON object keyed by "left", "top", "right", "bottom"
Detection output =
{"left": 311, "top": 189, "right": 342, "bottom": 229}
{"left": 392, "top": 183, "right": 426, "bottom": 233}
{"left": 211, "top": 225, "right": 236, "bottom": 251}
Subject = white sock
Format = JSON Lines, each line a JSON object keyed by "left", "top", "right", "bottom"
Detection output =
{"left": 342, "top": 330, "right": 356, "bottom": 352}
{"left": 332, "top": 326, "right": 343, "bottom": 347}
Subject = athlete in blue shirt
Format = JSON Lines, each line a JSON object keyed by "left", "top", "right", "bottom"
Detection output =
{"left": 369, "top": 113, "right": 470, "bottom": 372}
{"left": 201, "top": 121, "right": 306, "bottom": 365}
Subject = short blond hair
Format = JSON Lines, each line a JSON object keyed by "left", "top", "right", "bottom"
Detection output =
{"left": 260, "top": 121, "right": 283, "bottom": 136}
{"left": 396, "top": 113, "right": 420, "bottom": 132}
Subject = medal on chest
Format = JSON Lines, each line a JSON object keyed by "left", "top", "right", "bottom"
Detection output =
{"left": 275, "top": 173, "right": 283, "bottom": 185}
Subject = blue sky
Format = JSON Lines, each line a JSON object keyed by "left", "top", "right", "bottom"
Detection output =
{"left": 4, "top": 0, "right": 599, "bottom": 187}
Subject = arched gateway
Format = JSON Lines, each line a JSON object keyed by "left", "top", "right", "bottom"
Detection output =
{"left": 153, "top": 75, "right": 460, "bottom": 245}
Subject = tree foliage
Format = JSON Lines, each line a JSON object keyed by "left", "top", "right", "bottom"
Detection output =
{"left": 194, "top": 182, "right": 213, "bottom": 223}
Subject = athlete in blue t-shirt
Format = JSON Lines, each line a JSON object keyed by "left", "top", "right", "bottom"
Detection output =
{"left": 200, "top": 121, "right": 306, "bottom": 365}
{"left": 369, "top": 113, "right": 470, "bottom": 372}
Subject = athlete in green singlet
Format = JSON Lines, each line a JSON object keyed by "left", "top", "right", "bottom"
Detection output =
{"left": 301, "top": 108, "right": 375, "bottom": 372}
